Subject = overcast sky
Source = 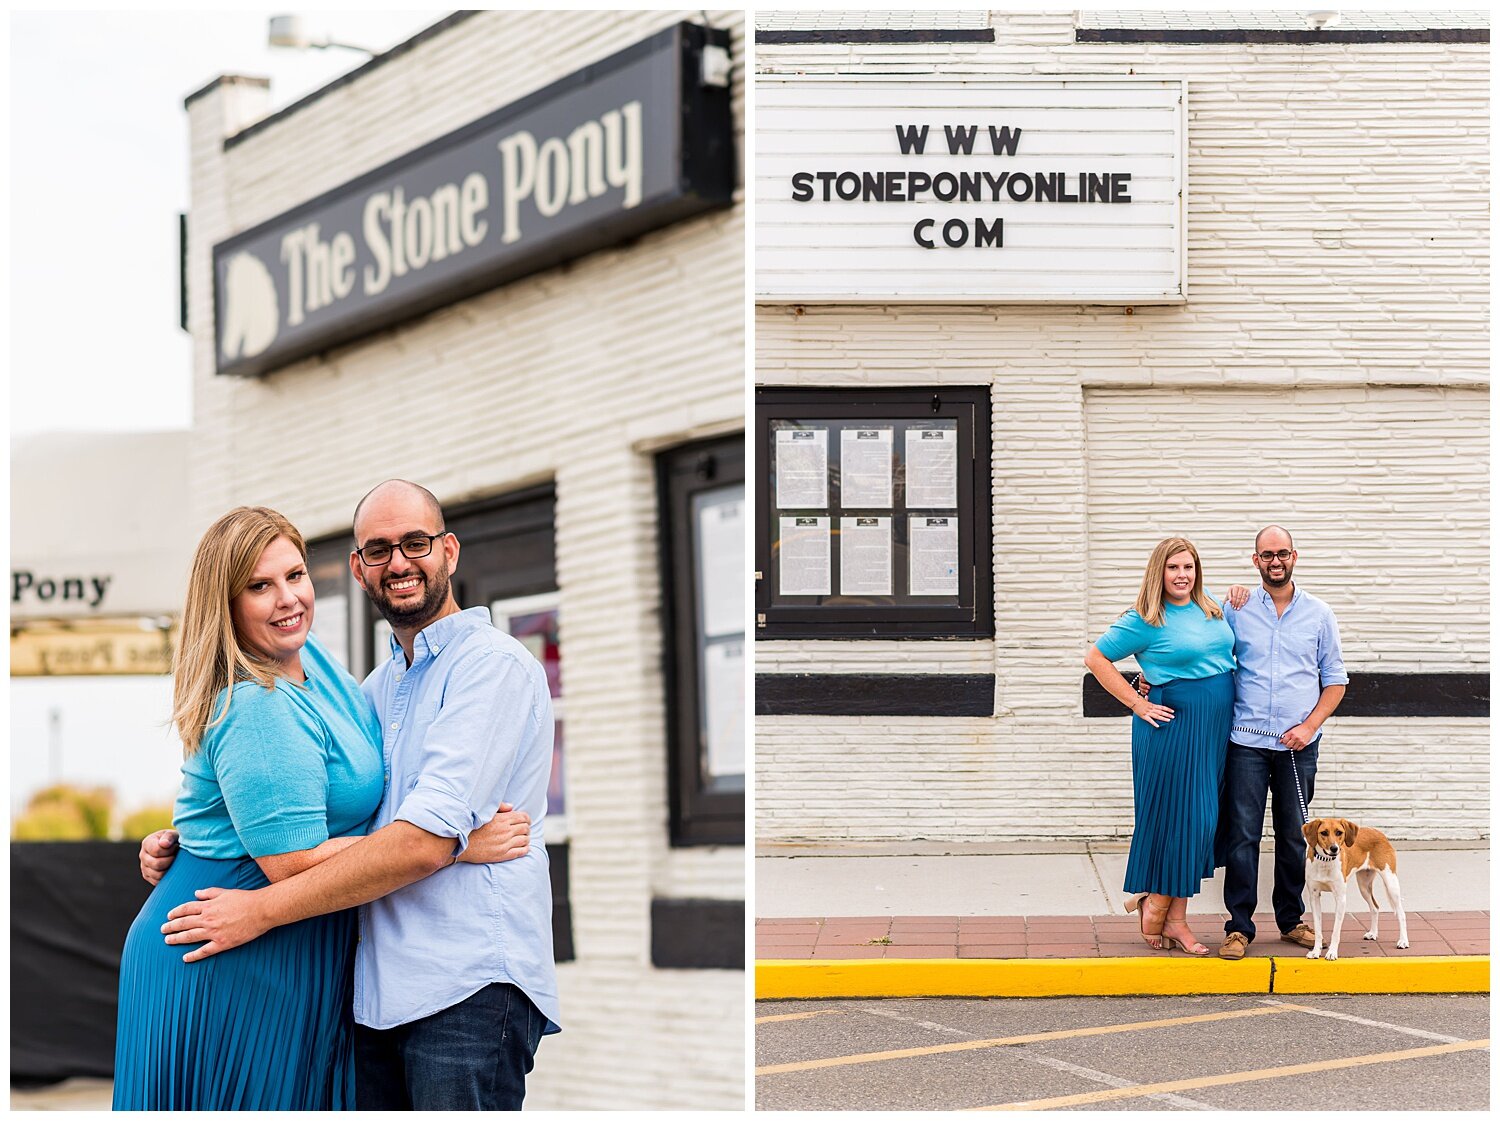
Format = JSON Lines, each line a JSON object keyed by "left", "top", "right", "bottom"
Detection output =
{"left": 8, "top": 10, "right": 444, "bottom": 436}
{"left": 7, "top": 11, "right": 453, "bottom": 811}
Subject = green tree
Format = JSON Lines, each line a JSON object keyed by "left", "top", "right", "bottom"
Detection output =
{"left": 121, "top": 804, "right": 175, "bottom": 839}
{"left": 12, "top": 800, "right": 92, "bottom": 841}
{"left": 12, "top": 784, "right": 115, "bottom": 840}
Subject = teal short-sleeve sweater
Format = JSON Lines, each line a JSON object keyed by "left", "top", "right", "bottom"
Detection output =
{"left": 1094, "top": 601, "right": 1236, "bottom": 684}
{"left": 174, "top": 634, "right": 384, "bottom": 859}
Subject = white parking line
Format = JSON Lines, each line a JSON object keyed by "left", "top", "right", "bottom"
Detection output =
{"left": 851, "top": 1002, "right": 1220, "bottom": 1110}
{"left": 1260, "top": 998, "right": 1470, "bottom": 1044}
{"left": 979, "top": 1039, "right": 1490, "bottom": 1111}
{"left": 1001, "top": 1050, "right": 1218, "bottom": 1111}
{"left": 855, "top": 1005, "right": 969, "bottom": 1036}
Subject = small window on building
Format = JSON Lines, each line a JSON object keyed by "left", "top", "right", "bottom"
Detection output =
{"left": 490, "top": 591, "right": 567, "bottom": 841}
{"left": 445, "top": 487, "right": 566, "bottom": 841}
{"left": 659, "top": 434, "right": 745, "bottom": 846}
{"left": 755, "top": 386, "right": 992, "bottom": 639}
{"left": 307, "top": 536, "right": 365, "bottom": 673}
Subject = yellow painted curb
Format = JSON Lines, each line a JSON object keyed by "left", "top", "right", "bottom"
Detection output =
{"left": 755, "top": 957, "right": 1272, "bottom": 999}
{"left": 1273, "top": 954, "right": 1490, "bottom": 994}
{"left": 755, "top": 955, "right": 1490, "bottom": 1000}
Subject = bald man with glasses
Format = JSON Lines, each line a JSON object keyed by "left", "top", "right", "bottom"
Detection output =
{"left": 1216, "top": 527, "right": 1350, "bottom": 959}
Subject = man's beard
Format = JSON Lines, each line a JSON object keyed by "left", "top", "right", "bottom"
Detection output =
{"left": 368, "top": 566, "right": 451, "bottom": 629}
{"left": 1261, "top": 564, "right": 1293, "bottom": 588}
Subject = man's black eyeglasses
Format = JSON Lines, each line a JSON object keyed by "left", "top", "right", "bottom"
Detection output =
{"left": 1257, "top": 549, "right": 1293, "bottom": 562}
{"left": 355, "top": 533, "right": 446, "bottom": 566}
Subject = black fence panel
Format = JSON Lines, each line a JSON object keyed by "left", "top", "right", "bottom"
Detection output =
{"left": 12, "top": 839, "right": 576, "bottom": 1085}
{"left": 12, "top": 841, "right": 152, "bottom": 1085}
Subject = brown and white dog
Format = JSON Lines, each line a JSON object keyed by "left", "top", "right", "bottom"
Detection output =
{"left": 1301, "top": 817, "right": 1409, "bottom": 960}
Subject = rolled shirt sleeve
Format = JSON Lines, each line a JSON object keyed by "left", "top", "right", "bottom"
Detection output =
{"left": 391, "top": 648, "right": 541, "bottom": 855}
{"left": 1319, "top": 608, "right": 1350, "bottom": 687}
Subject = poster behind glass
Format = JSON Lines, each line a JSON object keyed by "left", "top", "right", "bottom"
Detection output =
{"left": 769, "top": 417, "right": 961, "bottom": 608}
{"left": 694, "top": 484, "right": 745, "bottom": 788}
{"left": 490, "top": 594, "right": 567, "bottom": 834}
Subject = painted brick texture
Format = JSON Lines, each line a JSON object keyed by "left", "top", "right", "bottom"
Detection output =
{"left": 756, "top": 13, "right": 1488, "bottom": 844}
{"left": 188, "top": 11, "right": 745, "bottom": 1109}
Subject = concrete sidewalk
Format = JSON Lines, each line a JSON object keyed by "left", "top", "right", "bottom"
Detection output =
{"left": 755, "top": 843, "right": 1489, "bottom": 998}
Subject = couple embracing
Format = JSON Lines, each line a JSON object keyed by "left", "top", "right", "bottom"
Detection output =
{"left": 1085, "top": 528, "right": 1347, "bottom": 959}
{"left": 113, "top": 480, "right": 558, "bottom": 1110}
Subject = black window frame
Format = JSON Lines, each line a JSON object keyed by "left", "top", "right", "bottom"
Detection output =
{"left": 755, "top": 385, "right": 993, "bottom": 640}
{"left": 659, "top": 433, "right": 746, "bottom": 847}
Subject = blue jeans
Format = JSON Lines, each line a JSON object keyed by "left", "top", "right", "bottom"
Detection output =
{"left": 1218, "top": 739, "right": 1319, "bottom": 941}
{"left": 353, "top": 982, "right": 545, "bottom": 1110}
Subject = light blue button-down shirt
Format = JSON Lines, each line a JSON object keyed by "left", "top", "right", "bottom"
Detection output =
{"left": 354, "top": 607, "right": 560, "bottom": 1033}
{"left": 1224, "top": 586, "right": 1348, "bottom": 752}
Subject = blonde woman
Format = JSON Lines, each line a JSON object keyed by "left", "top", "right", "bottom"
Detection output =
{"left": 112, "top": 508, "right": 526, "bottom": 1109}
{"left": 1084, "top": 537, "right": 1235, "bottom": 956}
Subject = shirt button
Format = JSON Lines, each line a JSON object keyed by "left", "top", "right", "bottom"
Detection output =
{"left": 390, "top": 721, "right": 400, "bottom": 730}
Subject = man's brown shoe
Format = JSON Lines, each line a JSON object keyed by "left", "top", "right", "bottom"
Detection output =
{"left": 1219, "top": 932, "right": 1249, "bottom": 960}
{"left": 1280, "top": 923, "right": 1317, "bottom": 949}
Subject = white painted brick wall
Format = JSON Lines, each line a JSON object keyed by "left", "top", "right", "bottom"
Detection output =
{"left": 756, "top": 14, "right": 1488, "bottom": 845}
{"left": 188, "top": 10, "right": 745, "bottom": 1109}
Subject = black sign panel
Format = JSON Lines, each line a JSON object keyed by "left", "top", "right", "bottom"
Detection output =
{"left": 213, "top": 22, "right": 734, "bottom": 377}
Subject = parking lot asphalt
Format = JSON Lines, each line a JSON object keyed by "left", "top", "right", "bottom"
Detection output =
{"left": 755, "top": 992, "right": 1489, "bottom": 1111}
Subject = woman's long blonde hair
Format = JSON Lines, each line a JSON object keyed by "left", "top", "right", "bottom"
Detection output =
{"left": 1134, "top": 536, "right": 1222, "bottom": 627}
{"left": 172, "top": 507, "right": 307, "bottom": 755}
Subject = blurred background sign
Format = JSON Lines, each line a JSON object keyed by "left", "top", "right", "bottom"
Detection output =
{"left": 10, "top": 432, "right": 193, "bottom": 820}
{"left": 11, "top": 432, "right": 194, "bottom": 623}
{"left": 11, "top": 620, "right": 178, "bottom": 677}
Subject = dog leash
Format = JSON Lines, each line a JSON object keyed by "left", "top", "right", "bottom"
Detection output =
{"left": 1234, "top": 723, "right": 1310, "bottom": 825}
{"left": 1287, "top": 746, "right": 1309, "bottom": 826}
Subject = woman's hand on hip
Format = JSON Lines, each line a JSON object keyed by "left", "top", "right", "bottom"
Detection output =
{"left": 460, "top": 803, "right": 531, "bottom": 864}
{"left": 1133, "top": 702, "right": 1175, "bottom": 728}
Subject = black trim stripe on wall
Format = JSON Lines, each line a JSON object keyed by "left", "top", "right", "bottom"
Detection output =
{"left": 650, "top": 899, "right": 745, "bottom": 970}
{"left": 1077, "top": 28, "right": 1488, "bottom": 45}
{"left": 756, "top": 674, "right": 996, "bottom": 717}
{"left": 550, "top": 842, "right": 575, "bottom": 963}
{"left": 757, "top": 29, "right": 995, "bottom": 45}
{"left": 755, "top": 673, "right": 1486, "bottom": 718}
{"left": 1082, "top": 673, "right": 1489, "bottom": 719}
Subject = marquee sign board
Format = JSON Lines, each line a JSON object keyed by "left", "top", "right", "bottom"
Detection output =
{"left": 213, "top": 22, "right": 735, "bottom": 377}
{"left": 755, "top": 76, "right": 1185, "bottom": 303}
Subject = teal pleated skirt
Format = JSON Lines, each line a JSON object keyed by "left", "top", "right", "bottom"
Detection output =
{"left": 112, "top": 850, "right": 356, "bottom": 1110}
{"left": 1122, "top": 671, "right": 1234, "bottom": 899}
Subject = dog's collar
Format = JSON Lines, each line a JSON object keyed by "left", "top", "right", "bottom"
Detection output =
{"left": 1312, "top": 851, "right": 1338, "bottom": 862}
